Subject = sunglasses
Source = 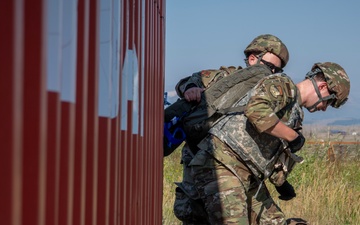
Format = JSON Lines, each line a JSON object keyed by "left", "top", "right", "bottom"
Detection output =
{"left": 260, "top": 59, "right": 283, "bottom": 73}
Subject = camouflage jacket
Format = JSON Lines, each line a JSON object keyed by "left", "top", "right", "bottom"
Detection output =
{"left": 204, "top": 73, "right": 304, "bottom": 179}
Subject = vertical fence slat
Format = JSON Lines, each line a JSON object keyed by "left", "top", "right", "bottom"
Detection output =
{"left": 0, "top": 1, "right": 24, "bottom": 225}
{"left": 46, "top": 92, "right": 61, "bottom": 225}
{"left": 85, "top": 0, "right": 100, "bottom": 225}
{"left": 22, "top": 0, "right": 47, "bottom": 224}
{"left": 74, "top": 0, "right": 90, "bottom": 224}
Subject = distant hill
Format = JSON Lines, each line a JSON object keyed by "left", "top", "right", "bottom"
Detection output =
{"left": 328, "top": 118, "right": 360, "bottom": 126}
{"left": 304, "top": 118, "right": 360, "bottom": 126}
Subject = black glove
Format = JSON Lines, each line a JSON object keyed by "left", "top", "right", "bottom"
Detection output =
{"left": 288, "top": 132, "right": 305, "bottom": 153}
{"left": 275, "top": 180, "right": 296, "bottom": 201}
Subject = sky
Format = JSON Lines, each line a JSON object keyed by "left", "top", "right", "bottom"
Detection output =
{"left": 164, "top": 0, "right": 360, "bottom": 123}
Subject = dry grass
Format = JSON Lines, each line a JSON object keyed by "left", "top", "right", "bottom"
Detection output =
{"left": 162, "top": 146, "right": 183, "bottom": 225}
{"left": 162, "top": 144, "right": 360, "bottom": 225}
{"left": 273, "top": 147, "right": 360, "bottom": 225}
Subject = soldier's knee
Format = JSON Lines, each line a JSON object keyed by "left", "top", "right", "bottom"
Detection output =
{"left": 203, "top": 179, "right": 248, "bottom": 224}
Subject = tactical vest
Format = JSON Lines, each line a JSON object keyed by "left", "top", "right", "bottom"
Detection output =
{"left": 175, "top": 65, "right": 241, "bottom": 98}
{"left": 164, "top": 64, "right": 273, "bottom": 156}
{"left": 207, "top": 73, "right": 303, "bottom": 179}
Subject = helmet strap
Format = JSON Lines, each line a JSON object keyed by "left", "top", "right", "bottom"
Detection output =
{"left": 255, "top": 53, "right": 265, "bottom": 65}
{"left": 305, "top": 68, "right": 322, "bottom": 79}
{"left": 305, "top": 79, "right": 323, "bottom": 112}
{"left": 305, "top": 70, "right": 336, "bottom": 112}
{"left": 244, "top": 52, "right": 265, "bottom": 67}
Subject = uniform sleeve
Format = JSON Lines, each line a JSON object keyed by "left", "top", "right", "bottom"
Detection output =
{"left": 244, "top": 75, "right": 295, "bottom": 133}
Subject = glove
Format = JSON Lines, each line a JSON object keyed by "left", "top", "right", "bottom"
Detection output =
{"left": 288, "top": 132, "right": 305, "bottom": 153}
{"left": 275, "top": 180, "right": 296, "bottom": 201}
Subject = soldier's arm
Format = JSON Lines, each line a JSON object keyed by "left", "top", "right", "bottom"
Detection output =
{"left": 264, "top": 122, "right": 298, "bottom": 142}
{"left": 245, "top": 75, "right": 298, "bottom": 142}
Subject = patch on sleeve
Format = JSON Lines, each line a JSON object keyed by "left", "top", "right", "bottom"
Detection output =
{"left": 201, "top": 70, "right": 211, "bottom": 78}
{"left": 269, "top": 84, "right": 283, "bottom": 98}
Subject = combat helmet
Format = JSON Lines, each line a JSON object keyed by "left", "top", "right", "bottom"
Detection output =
{"left": 311, "top": 62, "right": 350, "bottom": 108}
{"left": 244, "top": 34, "right": 289, "bottom": 68}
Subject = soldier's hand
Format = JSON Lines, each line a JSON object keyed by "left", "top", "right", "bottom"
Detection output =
{"left": 275, "top": 180, "right": 296, "bottom": 201}
{"left": 288, "top": 131, "right": 305, "bottom": 153}
{"left": 184, "top": 87, "right": 203, "bottom": 102}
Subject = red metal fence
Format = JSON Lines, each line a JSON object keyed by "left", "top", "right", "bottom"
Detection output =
{"left": 0, "top": 0, "right": 165, "bottom": 224}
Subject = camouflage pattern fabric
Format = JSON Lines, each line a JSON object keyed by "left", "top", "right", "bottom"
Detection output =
{"left": 182, "top": 65, "right": 273, "bottom": 148}
{"left": 175, "top": 65, "right": 242, "bottom": 98}
{"left": 210, "top": 73, "right": 303, "bottom": 178}
{"left": 173, "top": 186, "right": 208, "bottom": 224}
{"left": 312, "top": 62, "right": 350, "bottom": 108}
{"left": 174, "top": 73, "right": 305, "bottom": 224}
{"left": 244, "top": 73, "right": 302, "bottom": 133}
{"left": 187, "top": 136, "right": 287, "bottom": 224}
{"left": 174, "top": 144, "right": 209, "bottom": 224}
{"left": 244, "top": 34, "right": 289, "bottom": 68}
{"left": 173, "top": 66, "right": 242, "bottom": 224}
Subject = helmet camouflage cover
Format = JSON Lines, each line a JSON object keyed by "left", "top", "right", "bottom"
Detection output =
{"left": 312, "top": 62, "right": 350, "bottom": 108}
{"left": 244, "top": 34, "right": 289, "bottom": 68}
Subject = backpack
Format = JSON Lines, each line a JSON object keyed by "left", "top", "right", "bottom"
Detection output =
{"left": 164, "top": 64, "right": 273, "bottom": 156}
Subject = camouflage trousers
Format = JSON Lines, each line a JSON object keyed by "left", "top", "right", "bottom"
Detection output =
{"left": 174, "top": 143, "right": 209, "bottom": 224}
{"left": 174, "top": 136, "right": 287, "bottom": 225}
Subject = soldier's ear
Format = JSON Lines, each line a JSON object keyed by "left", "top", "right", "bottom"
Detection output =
{"left": 317, "top": 81, "right": 328, "bottom": 91}
{"left": 248, "top": 54, "right": 257, "bottom": 65}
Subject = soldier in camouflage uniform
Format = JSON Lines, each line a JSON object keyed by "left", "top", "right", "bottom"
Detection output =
{"left": 185, "top": 62, "right": 350, "bottom": 224}
{"left": 173, "top": 34, "right": 291, "bottom": 224}
{"left": 176, "top": 34, "right": 288, "bottom": 103}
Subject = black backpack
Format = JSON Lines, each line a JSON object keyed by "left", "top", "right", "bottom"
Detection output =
{"left": 164, "top": 64, "right": 272, "bottom": 156}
